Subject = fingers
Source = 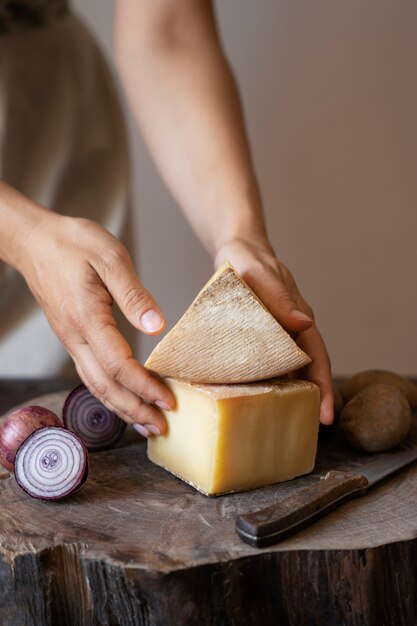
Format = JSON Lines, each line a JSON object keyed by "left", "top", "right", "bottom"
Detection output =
{"left": 69, "top": 341, "right": 168, "bottom": 437}
{"left": 79, "top": 315, "right": 176, "bottom": 411}
{"left": 94, "top": 245, "right": 166, "bottom": 336}
{"left": 296, "top": 325, "right": 334, "bottom": 425}
{"left": 251, "top": 265, "right": 333, "bottom": 423}
{"left": 214, "top": 238, "right": 332, "bottom": 424}
{"left": 242, "top": 265, "right": 314, "bottom": 333}
{"left": 83, "top": 243, "right": 176, "bottom": 411}
{"left": 60, "top": 242, "right": 176, "bottom": 424}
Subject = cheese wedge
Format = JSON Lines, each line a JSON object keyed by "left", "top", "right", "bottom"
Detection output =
{"left": 145, "top": 262, "right": 311, "bottom": 383}
{"left": 147, "top": 377, "right": 320, "bottom": 496}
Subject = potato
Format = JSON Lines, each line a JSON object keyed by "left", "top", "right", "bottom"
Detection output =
{"left": 339, "top": 370, "right": 417, "bottom": 409}
{"left": 339, "top": 383, "right": 412, "bottom": 452}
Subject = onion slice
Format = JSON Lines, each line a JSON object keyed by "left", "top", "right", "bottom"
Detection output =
{"left": 14, "top": 427, "right": 88, "bottom": 500}
{"left": 63, "top": 385, "right": 126, "bottom": 451}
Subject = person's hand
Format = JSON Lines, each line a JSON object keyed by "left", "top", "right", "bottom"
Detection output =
{"left": 214, "top": 237, "right": 334, "bottom": 425}
{"left": 16, "top": 212, "right": 175, "bottom": 437}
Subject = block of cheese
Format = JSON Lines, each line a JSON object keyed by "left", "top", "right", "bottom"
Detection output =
{"left": 147, "top": 377, "right": 320, "bottom": 496}
{"left": 145, "top": 262, "right": 311, "bottom": 384}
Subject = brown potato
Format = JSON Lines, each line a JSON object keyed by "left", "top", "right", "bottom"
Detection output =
{"left": 340, "top": 383, "right": 412, "bottom": 452}
{"left": 339, "top": 370, "right": 417, "bottom": 409}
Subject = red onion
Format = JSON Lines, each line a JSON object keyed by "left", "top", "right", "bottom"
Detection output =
{"left": 63, "top": 384, "right": 126, "bottom": 451}
{"left": 14, "top": 426, "right": 88, "bottom": 500}
{"left": 0, "top": 406, "right": 62, "bottom": 471}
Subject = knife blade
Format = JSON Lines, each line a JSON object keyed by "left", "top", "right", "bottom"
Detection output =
{"left": 235, "top": 447, "right": 417, "bottom": 548}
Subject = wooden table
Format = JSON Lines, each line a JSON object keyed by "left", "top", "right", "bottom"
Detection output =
{"left": 1, "top": 379, "right": 416, "bottom": 626}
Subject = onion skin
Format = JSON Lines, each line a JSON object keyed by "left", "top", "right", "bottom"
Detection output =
{"left": 0, "top": 406, "right": 62, "bottom": 472}
{"left": 63, "top": 384, "right": 126, "bottom": 451}
{"left": 14, "top": 426, "right": 89, "bottom": 501}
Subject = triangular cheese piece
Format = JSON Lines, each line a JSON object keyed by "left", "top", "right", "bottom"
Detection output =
{"left": 145, "top": 262, "right": 311, "bottom": 383}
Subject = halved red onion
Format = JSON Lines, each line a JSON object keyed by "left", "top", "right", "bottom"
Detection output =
{"left": 63, "top": 385, "right": 126, "bottom": 451}
{"left": 0, "top": 406, "right": 62, "bottom": 471}
{"left": 14, "top": 427, "right": 88, "bottom": 500}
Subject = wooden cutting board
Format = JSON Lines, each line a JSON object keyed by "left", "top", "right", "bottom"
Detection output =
{"left": 1, "top": 388, "right": 417, "bottom": 626}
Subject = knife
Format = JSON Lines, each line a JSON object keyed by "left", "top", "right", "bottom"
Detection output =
{"left": 235, "top": 447, "right": 417, "bottom": 548}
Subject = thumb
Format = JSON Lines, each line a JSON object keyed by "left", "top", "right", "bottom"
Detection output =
{"left": 268, "top": 291, "right": 314, "bottom": 333}
{"left": 101, "top": 254, "right": 166, "bottom": 336}
{"left": 244, "top": 271, "right": 314, "bottom": 333}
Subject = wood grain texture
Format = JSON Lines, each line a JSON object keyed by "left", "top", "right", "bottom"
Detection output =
{"left": 1, "top": 380, "right": 417, "bottom": 625}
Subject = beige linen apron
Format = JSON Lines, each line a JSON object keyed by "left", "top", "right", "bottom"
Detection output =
{"left": 0, "top": 1, "right": 130, "bottom": 377}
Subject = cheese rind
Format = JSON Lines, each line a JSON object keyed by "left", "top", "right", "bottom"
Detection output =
{"left": 147, "top": 377, "right": 320, "bottom": 496}
{"left": 145, "top": 263, "right": 311, "bottom": 384}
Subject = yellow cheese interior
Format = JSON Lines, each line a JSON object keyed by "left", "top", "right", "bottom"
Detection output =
{"left": 147, "top": 377, "right": 320, "bottom": 496}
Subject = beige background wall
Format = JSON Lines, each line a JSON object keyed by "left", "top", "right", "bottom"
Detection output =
{"left": 74, "top": 0, "right": 417, "bottom": 377}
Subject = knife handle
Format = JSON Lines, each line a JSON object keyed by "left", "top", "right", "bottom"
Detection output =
{"left": 236, "top": 470, "right": 369, "bottom": 548}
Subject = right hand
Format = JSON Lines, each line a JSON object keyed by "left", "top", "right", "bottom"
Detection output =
{"left": 214, "top": 237, "right": 334, "bottom": 425}
{"left": 16, "top": 212, "right": 175, "bottom": 438}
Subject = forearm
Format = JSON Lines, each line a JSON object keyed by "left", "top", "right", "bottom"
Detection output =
{"left": 0, "top": 181, "right": 52, "bottom": 271}
{"left": 115, "top": 0, "right": 268, "bottom": 257}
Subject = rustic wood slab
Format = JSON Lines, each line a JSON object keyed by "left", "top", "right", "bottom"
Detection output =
{"left": 1, "top": 382, "right": 417, "bottom": 625}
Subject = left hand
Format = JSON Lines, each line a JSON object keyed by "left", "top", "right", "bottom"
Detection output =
{"left": 214, "top": 237, "right": 334, "bottom": 425}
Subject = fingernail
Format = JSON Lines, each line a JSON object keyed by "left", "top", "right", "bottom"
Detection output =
{"left": 146, "top": 424, "right": 161, "bottom": 436}
{"left": 133, "top": 423, "right": 150, "bottom": 438}
{"left": 140, "top": 309, "right": 164, "bottom": 333}
{"left": 155, "top": 400, "right": 171, "bottom": 411}
{"left": 291, "top": 310, "right": 313, "bottom": 322}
